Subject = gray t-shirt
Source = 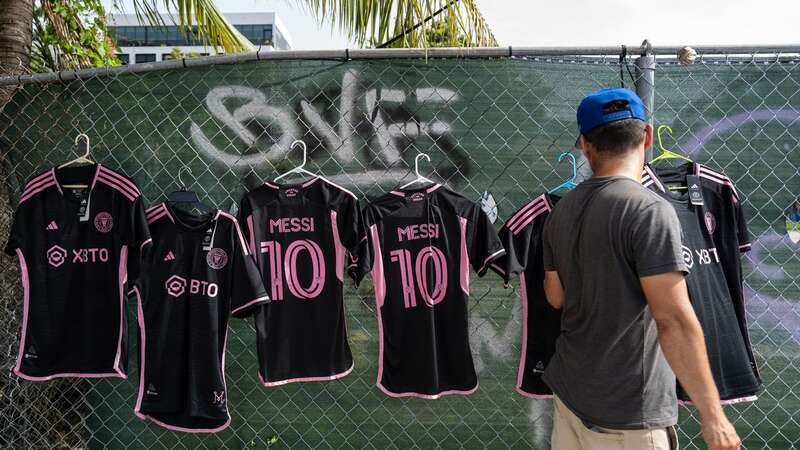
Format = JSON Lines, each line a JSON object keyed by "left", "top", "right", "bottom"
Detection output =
{"left": 542, "top": 176, "right": 687, "bottom": 430}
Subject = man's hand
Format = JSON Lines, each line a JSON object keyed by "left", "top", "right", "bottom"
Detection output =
{"left": 641, "top": 271, "right": 741, "bottom": 450}
{"left": 702, "top": 414, "right": 741, "bottom": 450}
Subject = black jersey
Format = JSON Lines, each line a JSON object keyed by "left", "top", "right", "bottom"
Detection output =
{"left": 491, "top": 193, "right": 561, "bottom": 399}
{"left": 239, "top": 177, "right": 363, "bottom": 386}
{"left": 356, "top": 184, "right": 505, "bottom": 398}
{"left": 133, "top": 203, "right": 268, "bottom": 433}
{"left": 4, "top": 164, "right": 150, "bottom": 381}
{"left": 643, "top": 163, "right": 761, "bottom": 403}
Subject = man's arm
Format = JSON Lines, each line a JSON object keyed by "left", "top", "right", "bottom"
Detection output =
{"left": 543, "top": 270, "right": 564, "bottom": 310}
{"left": 641, "top": 272, "right": 740, "bottom": 450}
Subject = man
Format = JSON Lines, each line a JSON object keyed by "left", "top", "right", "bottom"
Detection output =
{"left": 542, "top": 88, "right": 741, "bottom": 450}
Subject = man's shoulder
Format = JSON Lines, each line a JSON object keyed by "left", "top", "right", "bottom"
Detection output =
{"left": 601, "top": 178, "right": 670, "bottom": 209}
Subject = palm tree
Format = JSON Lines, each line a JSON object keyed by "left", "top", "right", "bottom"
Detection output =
{"left": 1, "top": 0, "right": 496, "bottom": 80}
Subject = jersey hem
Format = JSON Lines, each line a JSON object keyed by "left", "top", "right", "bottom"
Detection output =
{"left": 376, "top": 382, "right": 479, "bottom": 400}
{"left": 14, "top": 369, "right": 127, "bottom": 381}
{"left": 515, "top": 386, "right": 553, "bottom": 400}
{"left": 258, "top": 363, "right": 354, "bottom": 387}
{"left": 552, "top": 393, "right": 678, "bottom": 430}
{"left": 134, "top": 411, "right": 231, "bottom": 433}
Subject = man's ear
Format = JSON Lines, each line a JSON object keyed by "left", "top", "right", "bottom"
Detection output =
{"left": 643, "top": 123, "right": 654, "bottom": 150}
{"left": 579, "top": 135, "right": 592, "bottom": 160}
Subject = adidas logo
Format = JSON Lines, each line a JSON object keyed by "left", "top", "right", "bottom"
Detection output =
{"left": 46, "top": 221, "right": 58, "bottom": 230}
{"left": 146, "top": 383, "right": 158, "bottom": 395}
{"left": 164, "top": 251, "right": 175, "bottom": 261}
{"left": 533, "top": 361, "right": 545, "bottom": 374}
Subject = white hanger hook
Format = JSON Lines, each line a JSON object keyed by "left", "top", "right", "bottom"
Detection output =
{"left": 74, "top": 133, "right": 90, "bottom": 158}
{"left": 414, "top": 153, "right": 431, "bottom": 178}
{"left": 290, "top": 140, "right": 307, "bottom": 169}
{"left": 177, "top": 167, "right": 190, "bottom": 189}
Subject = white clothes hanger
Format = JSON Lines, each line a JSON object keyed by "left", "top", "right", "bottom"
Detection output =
{"left": 399, "top": 153, "right": 434, "bottom": 189}
{"left": 59, "top": 133, "right": 94, "bottom": 188}
{"left": 273, "top": 140, "right": 318, "bottom": 183}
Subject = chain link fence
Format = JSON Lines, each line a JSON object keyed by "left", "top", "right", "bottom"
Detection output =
{"left": 0, "top": 46, "right": 798, "bottom": 449}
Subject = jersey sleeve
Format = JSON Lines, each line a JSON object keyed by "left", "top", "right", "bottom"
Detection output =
{"left": 491, "top": 221, "right": 532, "bottom": 283}
{"left": 734, "top": 196, "right": 751, "bottom": 253}
{"left": 127, "top": 196, "right": 152, "bottom": 282}
{"left": 337, "top": 196, "right": 366, "bottom": 283}
{"left": 350, "top": 204, "right": 375, "bottom": 287}
{"left": 230, "top": 221, "right": 269, "bottom": 318}
{"left": 237, "top": 195, "right": 257, "bottom": 256}
{"left": 4, "top": 205, "right": 25, "bottom": 256}
{"left": 468, "top": 204, "right": 506, "bottom": 277}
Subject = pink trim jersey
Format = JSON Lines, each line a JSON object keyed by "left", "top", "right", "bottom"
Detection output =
{"left": 643, "top": 163, "right": 761, "bottom": 403}
{"left": 490, "top": 193, "right": 561, "bottom": 399}
{"left": 133, "top": 203, "right": 268, "bottom": 433}
{"left": 4, "top": 164, "right": 151, "bottom": 381}
{"left": 355, "top": 184, "right": 505, "bottom": 398}
{"left": 238, "top": 177, "right": 364, "bottom": 386}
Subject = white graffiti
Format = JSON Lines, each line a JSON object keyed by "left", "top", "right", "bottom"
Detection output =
{"left": 190, "top": 69, "right": 460, "bottom": 185}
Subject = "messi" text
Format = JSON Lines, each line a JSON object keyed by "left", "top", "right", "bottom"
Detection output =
{"left": 397, "top": 224, "right": 440, "bottom": 242}
{"left": 269, "top": 217, "right": 315, "bottom": 234}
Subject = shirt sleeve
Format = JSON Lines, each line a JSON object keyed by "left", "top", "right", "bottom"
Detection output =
{"left": 230, "top": 220, "right": 269, "bottom": 318}
{"left": 541, "top": 216, "right": 556, "bottom": 272}
{"left": 4, "top": 205, "right": 25, "bottom": 256}
{"left": 734, "top": 196, "right": 751, "bottom": 253}
{"left": 237, "top": 195, "right": 257, "bottom": 256}
{"left": 467, "top": 204, "right": 506, "bottom": 277}
{"left": 491, "top": 214, "right": 534, "bottom": 283}
{"left": 127, "top": 196, "right": 152, "bottom": 282}
{"left": 350, "top": 204, "right": 375, "bottom": 287}
{"left": 630, "top": 201, "right": 688, "bottom": 277}
{"left": 336, "top": 195, "right": 366, "bottom": 283}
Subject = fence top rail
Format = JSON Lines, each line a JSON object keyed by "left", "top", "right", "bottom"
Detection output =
{"left": 2, "top": 44, "right": 800, "bottom": 87}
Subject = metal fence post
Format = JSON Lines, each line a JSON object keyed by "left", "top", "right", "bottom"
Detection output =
{"left": 634, "top": 39, "right": 656, "bottom": 161}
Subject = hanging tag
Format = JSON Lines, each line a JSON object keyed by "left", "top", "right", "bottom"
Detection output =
{"left": 78, "top": 193, "right": 92, "bottom": 221}
{"left": 686, "top": 175, "right": 704, "bottom": 206}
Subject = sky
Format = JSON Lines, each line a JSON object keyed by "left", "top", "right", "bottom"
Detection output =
{"left": 104, "top": 0, "right": 800, "bottom": 50}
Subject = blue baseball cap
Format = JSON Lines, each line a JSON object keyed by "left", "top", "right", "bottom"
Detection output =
{"left": 576, "top": 88, "right": 647, "bottom": 136}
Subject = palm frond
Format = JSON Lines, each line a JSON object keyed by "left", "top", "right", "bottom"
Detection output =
{"left": 131, "top": 0, "right": 255, "bottom": 54}
{"left": 298, "top": 0, "right": 497, "bottom": 48}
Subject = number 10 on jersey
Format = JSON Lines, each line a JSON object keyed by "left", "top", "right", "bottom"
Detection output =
{"left": 260, "top": 240, "right": 325, "bottom": 300}
{"left": 389, "top": 246, "right": 448, "bottom": 308}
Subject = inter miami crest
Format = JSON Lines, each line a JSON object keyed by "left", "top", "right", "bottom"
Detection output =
{"left": 206, "top": 248, "right": 228, "bottom": 269}
{"left": 704, "top": 211, "right": 717, "bottom": 234}
{"left": 94, "top": 212, "right": 113, "bottom": 233}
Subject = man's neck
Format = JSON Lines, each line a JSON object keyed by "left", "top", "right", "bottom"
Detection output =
{"left": 591, "top": 153, "right": 645, "bottom": 182}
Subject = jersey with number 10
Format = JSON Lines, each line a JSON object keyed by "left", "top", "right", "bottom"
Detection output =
{"left": 239, "top": 177, "right": 363, "bottom": 386}
{"left": 357, "top": 184, "right": 505, "bottom": 399}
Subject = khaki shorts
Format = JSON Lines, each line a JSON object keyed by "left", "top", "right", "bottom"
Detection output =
{"left": 552, "top": 396, "right": 679, "bottom": 450}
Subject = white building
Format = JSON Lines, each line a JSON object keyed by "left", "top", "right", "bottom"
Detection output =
{"left": 107, "top": 12, "right": 292, "bottom": 65}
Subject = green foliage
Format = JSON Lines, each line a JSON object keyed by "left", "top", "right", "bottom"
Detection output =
{"left": 131, "top": 1, "right": 255, "bottom": 53}
{"left": 31, "top": 0, "right": 121, "bottom": 72}
{"left": 300, "top": 0, "right": 497, "bottom": 48}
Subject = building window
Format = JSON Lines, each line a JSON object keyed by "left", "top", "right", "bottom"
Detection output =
{"left": 135, "top": 53, "right": 156, "bottom": 64}
{"left": 117, "top": 53, "right": 130, "bottom": 65}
